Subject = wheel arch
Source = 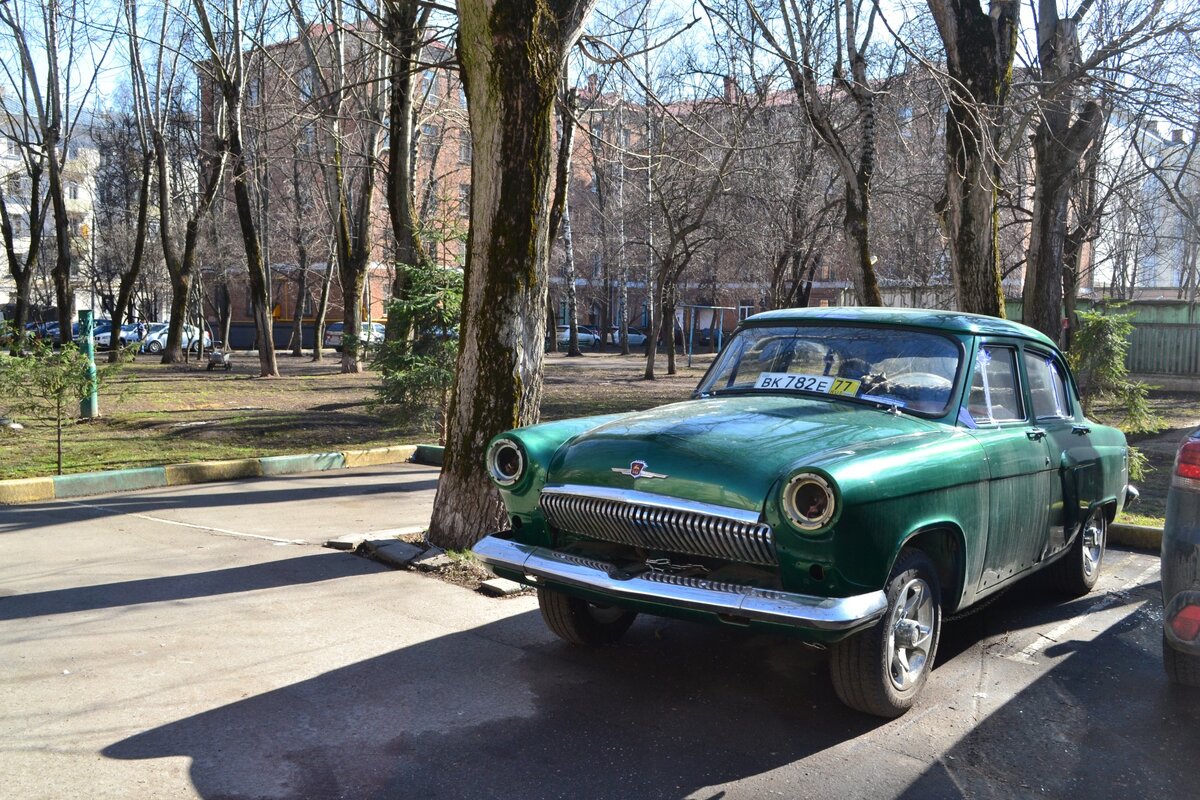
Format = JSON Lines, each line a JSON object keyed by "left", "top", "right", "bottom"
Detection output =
{"left": 899, "top": 523, "right": 967, "bottom": 614}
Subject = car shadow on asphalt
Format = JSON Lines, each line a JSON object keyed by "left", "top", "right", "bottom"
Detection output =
{"left": 0, "top": 552, "right": 385, "bottom": 621}
{"left": 901, "top": 604, "right": 1200, "bottom": 798}
{"left": 102, "top": 613, "right": 880, "bottom": 800}
{"left": 0, "top": 471, "right": 439, "bottom": 534}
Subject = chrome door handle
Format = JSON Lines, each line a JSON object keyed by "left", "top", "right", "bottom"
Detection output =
{"left": 1026, "top": 428, "right": 1046, "bottom": 441}
{"left": 1071, "top": 425, "right": 1091, "bottom": 436}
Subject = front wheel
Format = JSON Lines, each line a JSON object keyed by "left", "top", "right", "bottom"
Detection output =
{"left": 830, "top": 548, "right": 942, "bottom": 718}
{"left": 538, "top": 587, "right": 637, "bottom": 646}
{"left": 1049, "top": 507, "right": 1106, "bottom": 597}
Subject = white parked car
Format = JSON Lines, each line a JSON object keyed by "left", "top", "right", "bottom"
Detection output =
{"left": 555, "top": 325, "right": 600, "bottom": 347}
{"left": 609, "top": 327, "right": 648, "bottom": 346}
{"left": 324, "top": 321, "right": 385, "bottom": 351}
{"left": 140, "top": 324, "right": 211, "bottom": 354}
{"left": 95, "top": 323, "right": 143, "bottom": 349}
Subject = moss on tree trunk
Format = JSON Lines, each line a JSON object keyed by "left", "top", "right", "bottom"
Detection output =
{"left": 428, "top": 0, "right": 597, "bottom": 550}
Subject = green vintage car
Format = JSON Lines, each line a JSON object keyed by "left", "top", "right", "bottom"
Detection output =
{"left": 472, "top": 307, "right": 1134, "bottom": 717}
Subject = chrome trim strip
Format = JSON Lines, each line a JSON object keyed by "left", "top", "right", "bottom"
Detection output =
{"left": 541, "top": 484, "right": 763, "bottom": 526}
{"left": 472, "top": 534, "right": 888, "bottom": 633}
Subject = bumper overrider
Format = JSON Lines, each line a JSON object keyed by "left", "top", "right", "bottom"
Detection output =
{"left": 472, "top": 533, "right": 888, "bottom": 632}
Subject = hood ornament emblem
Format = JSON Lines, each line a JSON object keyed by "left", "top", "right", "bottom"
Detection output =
{"left": 612, "top": 460, "right": 668, "bottom": 479}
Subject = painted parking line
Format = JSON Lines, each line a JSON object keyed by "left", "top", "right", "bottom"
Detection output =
{"left": 1006, "top": 560, "right": 1160, "bottom": 664}
{"left": 66, "top": 501, "right": 307, "bottom": 545}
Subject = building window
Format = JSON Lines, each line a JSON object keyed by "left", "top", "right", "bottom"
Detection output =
{"left": 299, "top": 67, "right": 315, "bottom": 102}
{"left": 459, "top": 139, "right": 471, "bottom": 164}
{"left": 247, "top": 78, "right": 261, "bottom": 106}
{"left": 6, "top": 173, "right": 20, "bottom": 194}
{"left": 457, "top": 183, "right": 470, "bottom": 215}
{"left": 421, "top": 123, "right": 440, "bottom": 139}
{"left": 68, "top": 182, "right": 79, "bottom": 200}
{"left": 303, "top": 290, "right": 314, "bottom": 316}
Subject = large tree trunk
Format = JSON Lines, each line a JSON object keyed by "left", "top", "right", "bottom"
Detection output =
{"left": 928, "top": 0, "right": 1019, "bottom": 317}
{"left": 428, "top": 0, "right": 597, "bottom": 550}
{"left": 1021, "top": 12, "right": 1103, "bottom": 341}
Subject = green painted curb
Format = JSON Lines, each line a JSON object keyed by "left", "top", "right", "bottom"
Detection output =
{"left": 54, "top": 467, "right": 167, "bottom": 499}
{"left": 413, "top": 445, "right": 444, "bottom": 466}
{"left": 259, "top": 452, "right": 346, "bottom": 476}
{"left": 1109, "top": 522, "right": 1163, "bottom": 550}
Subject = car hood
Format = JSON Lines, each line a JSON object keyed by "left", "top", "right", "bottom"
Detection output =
{"left": 546, "top": 395, "right": 944, "bottom": 513}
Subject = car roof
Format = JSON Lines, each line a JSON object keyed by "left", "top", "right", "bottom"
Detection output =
{"left": 744, "top": 306, "right": 1056, "bottom": 348}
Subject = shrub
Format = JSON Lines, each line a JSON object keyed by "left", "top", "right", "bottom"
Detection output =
{"left": 375, "top": 261, "right": 463, "bottom": 441}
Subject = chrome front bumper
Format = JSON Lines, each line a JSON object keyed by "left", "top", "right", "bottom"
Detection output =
{"left": 472, "top": 533, "right": 888, "bottom": 632}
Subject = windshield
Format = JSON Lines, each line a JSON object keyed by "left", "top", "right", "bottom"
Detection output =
{"left": 696, "top": 324, "right": 962, "bottom": 415}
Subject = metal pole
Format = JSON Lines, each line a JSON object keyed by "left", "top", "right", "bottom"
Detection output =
{"left": 79, "top": 310, "right": 98, "bottom": 418}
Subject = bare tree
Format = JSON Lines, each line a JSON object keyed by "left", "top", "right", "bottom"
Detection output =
{"left": 746, "top": 0, "right": 886, "bottom": 305}
{"left": 428, "top": 0, "right": 599, "bottom": 550}
{"left": 193, "top": 0, "right": 278, "bottom": 376}
{"left": 1, "top": 0, "right": 116, "bottom": 343}
{"left": 923, "top": 0, "right": 1020, "bottom": 316}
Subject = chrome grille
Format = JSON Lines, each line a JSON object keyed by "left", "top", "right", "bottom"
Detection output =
{"left": 540, "top": 487, "right": 777, "bottom": 567}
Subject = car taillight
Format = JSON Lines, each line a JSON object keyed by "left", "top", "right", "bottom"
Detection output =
{"left": 1177, "top": 439, "right": 1200, "bottom": 480}
{"left": 1169, "top": 605, "right": 1200, "bottom": 642}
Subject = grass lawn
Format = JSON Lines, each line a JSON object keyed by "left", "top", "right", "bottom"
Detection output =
{"left": 0, "top": 349, "right": 706, "bottom": 480}
{"left": 1, "top": 346, "right": 1193, "bottom": 529}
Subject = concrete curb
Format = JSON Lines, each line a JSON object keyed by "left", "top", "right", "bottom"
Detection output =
{"left": 0, "top": 444, "right": 445, "bottom": 506}
{"left": 1109, "top": 522, "right": 1163, "bottom": 550}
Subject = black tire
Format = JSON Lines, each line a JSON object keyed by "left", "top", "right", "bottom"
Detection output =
{"left": 1164, "top": 634, "right": 1200, "bottom": 688}
{"left": 146, "top": 340, "right": 162, "bottom": 354}
{"left": 537, "top": 587, "right": 637, "bottom": 646}
{"left": 206, "top": 362, "right": 215, "bottom": 371}
{"left": 830, "top": 548, "right": 942, "bottom": 718}
{"left": 1049, "top": 507, "right": 1106, "bottom": 597}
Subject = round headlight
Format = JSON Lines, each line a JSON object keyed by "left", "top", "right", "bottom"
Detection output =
{"left": 487, "top": 439, "right": 525, "bottom": 486}
{"left": 782, "top": 473, "right": 836, "bottom": 531}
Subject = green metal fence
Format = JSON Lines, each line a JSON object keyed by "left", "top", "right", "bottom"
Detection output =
{"left": 1127, "top": 323, "right": 1200, "bottom": 376}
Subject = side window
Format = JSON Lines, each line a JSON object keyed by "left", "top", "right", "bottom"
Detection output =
{"left": 1023, "top": 350, "right": 1072, "bottom": 420}
{"left": 968, "top": 345, "right": 1024, "bottom": 423}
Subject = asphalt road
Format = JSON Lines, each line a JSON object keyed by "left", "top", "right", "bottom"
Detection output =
{"left": 2, "top": 466, "right": 1197, "bottom": 800}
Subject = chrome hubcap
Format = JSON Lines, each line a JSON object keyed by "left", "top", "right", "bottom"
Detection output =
{"left": 1081, "top": 516, "right": 1105, "bottom": 578}
{"left": 887, "top": 578, "right": 935, "bottom": 692}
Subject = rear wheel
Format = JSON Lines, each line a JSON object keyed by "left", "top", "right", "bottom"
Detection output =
{"left": 830, "top": 548, "right": 942, "bottom": 718}
{"left": 146, "top": 340, "right": 163, "bottom": 354}
{"left": 1164, "top": 635, "right": 1200, "bottom": 687}
{"left": 1049, "top": 507, "right": 1106, "bottom": 597}
{"left": 538, "top": 587, "right": 637, "bottom": 645}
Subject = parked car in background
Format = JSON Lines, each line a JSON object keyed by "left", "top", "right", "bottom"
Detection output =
{"left": 140, "top": 324, "right": 210, "bottom": 354}
{"left": 95, "top": 323, "right": 143, "bottom": 349}
{"left": 555, "top": 325, "right": 600, "bottom": 348}
{"left": 1163, "top": 428, "right": 1200, "bottom": 687}
{"left": 324, "top": 321, "right": 385, "bottom": 351}
{"left": 608, "top": 327, "right": 648, "bottom": 346}
{"left": 474, "top": 307, "right": 1134, "bottom": 717}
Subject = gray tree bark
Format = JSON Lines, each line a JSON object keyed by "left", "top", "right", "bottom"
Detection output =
{"left": 427, "top": 0, "right": 598, "bottom": 550}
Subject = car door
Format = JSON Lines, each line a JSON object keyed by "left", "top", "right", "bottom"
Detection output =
{"left": 965, "top": 341, "right": 1054, "bottom": 591}
{"left": 1023, "top": 347, "right": 1101, "bottom": 555}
